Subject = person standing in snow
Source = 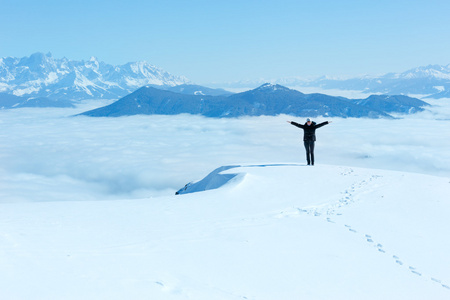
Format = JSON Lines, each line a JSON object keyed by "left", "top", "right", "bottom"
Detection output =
{"left": 287, "top": 118, "right": 332, "bottom": 166}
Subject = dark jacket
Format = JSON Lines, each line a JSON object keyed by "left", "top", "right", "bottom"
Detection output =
{"left": 290, "top": 121, "right": 329, "bottom": 141}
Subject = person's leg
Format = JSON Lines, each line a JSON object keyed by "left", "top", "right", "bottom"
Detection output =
{"left": 310, "top": 141, "right": 315, "bottom": 165}
{"left": 304, "top": 141, "right": 311, "bottom": 165}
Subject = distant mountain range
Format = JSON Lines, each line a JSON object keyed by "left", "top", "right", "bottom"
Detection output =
{"left": 303, "top": 65, "right": 450, "bottom": 98}
{"left": 0, "top": 52, "right": 189, "bottom": 101}
{"left": 0, "top": 53, "right": 442, "bottom": 115}
{"left": 79, "top": 83, "right": 429, "bottom": 119}
{"left": 211, "top": 64, "right": 450, "bottom": 99}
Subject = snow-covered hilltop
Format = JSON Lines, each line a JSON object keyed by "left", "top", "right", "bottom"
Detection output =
{"left": 1, "top": 164, "right": 449, "bottom": 299}
{"left": 0, "top": 52, "right": 189, "bottom": 100}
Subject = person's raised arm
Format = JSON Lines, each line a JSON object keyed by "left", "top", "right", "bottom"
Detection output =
{"left": 315, "top": 121, "right": 332, "bottom": 128}
{"left": 287, "top": 121, "right": 304, "bottom": 128}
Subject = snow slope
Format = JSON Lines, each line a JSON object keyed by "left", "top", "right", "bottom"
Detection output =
{"left": 1, "top": 164, "right": 449, "bottom": 299}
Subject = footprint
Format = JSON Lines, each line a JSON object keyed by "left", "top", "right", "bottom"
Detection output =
{"left": 392, "top": 255, "right": 403, "bottom": 265}
{"left": 442, "top": 284, "right": 450, "bottom": 290}
{"left": 409, "top": 266, "right": 422, "bottom": 276}
{"left": 344, "top": 224, "right": 357, "bottom": 233}
{"left": 431, "top": 278, "right": 441, "bottom": 283}
{"left": 343, "top": 224, "right": 357, "bottom": 233}
{"left": 376, "top": 244, "right": 386, "bottom": 253}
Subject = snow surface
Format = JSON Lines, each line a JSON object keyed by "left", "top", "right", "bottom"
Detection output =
{"left": 1, "top": 164, "right": 450, "bottom": 299}
{"left": 1, "top": 98, "right": 450, "bottom": 299}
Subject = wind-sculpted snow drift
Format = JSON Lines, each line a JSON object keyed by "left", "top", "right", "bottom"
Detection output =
{"left": 175, "top": 163, "right": 301, "bottom": 194}
{"left": 175, "top": 165, "right": 242, "bottom": 195}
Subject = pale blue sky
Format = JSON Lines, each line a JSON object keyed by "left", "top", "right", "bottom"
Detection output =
{"left": 1, "top": 0, "right": 449, "bottom": 84}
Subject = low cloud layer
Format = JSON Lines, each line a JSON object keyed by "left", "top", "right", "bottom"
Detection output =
{"left": 1, "top": 98, "right": 449, "bottom": 202}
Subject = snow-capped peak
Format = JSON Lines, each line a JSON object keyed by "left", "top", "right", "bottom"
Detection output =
{"left": 0, "top": 52, "right": 190, "bottom": 100}
{"left": 257, "top": 83, "right": 291, "bottom": 92}
{"left": 399, "top": 65, "right": 450, "bottom": 80}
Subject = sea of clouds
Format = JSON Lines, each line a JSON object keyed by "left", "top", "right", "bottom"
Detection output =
{"left": 1, "top": 97, "right": 449, "bottom": 203}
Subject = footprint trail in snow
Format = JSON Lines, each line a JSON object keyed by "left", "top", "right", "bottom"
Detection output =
{"left": 279, "top": 167, "right": 450, "bottom": 292}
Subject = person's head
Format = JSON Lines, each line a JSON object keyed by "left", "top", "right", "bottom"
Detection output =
{"left": 306, "top": 118, "right": 312, "bottom": 125}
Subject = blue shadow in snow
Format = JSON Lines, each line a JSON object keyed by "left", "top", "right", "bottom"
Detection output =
{"left": 175, "top": 163, "right": 303, "bottom": 195}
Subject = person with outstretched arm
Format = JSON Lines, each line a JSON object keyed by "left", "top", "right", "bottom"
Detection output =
{"left": 287, "top": 118, "right": 332, "bottom": 166}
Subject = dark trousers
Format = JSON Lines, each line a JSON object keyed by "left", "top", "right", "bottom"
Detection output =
{"left": 304, "top": 140, "right": 315, "bottom": 165}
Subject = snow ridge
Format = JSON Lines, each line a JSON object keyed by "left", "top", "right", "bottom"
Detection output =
{"left": 175, "top": 163, "right": 302, "bottom": 195}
